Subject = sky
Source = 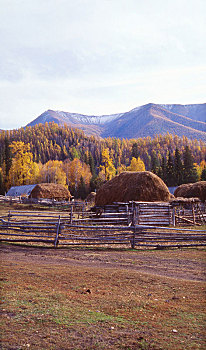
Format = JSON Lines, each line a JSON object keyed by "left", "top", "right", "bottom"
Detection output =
{"left": 0, "top": 0, "right": 206, "bottom": 129}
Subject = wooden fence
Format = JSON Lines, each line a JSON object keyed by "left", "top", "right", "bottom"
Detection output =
{"left": 93, "top": 201, "right": 205, "bottom": 226}
{"left": 0, "top": 195, "right": 85, "bottom": 211}
{"left": 0, "top": 208, "right": 205, "bottom": 249}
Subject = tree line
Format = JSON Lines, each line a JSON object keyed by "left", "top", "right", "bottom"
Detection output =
{"left": 0, "top": 122, "right": 205, "bottom": 198}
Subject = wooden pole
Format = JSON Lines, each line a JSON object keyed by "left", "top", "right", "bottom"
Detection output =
{"left": 131, "top": 225, "right": 136, "bottom": 249}
{"left": 172, "top": 207, "right": 176, "bottom": 226}
{"left": 136, "top": 204, "right": 140, "bottom": 225}
{"left": 82, "top": 203, "right": 85, "bottom": 219}
{"left": 196, "top": 203, "right": 205, "bottom": 224}
{"left": 7, "top": 210, "right": 11, "bottom": 230}
{"left": 70, "top": 205, "right": 73, "bottom": 224}
{"left": 192, "top": 203, "right": 196, "bottom": 225}
{"left": 54, "top": 215, "right": 61, "bottom": 248}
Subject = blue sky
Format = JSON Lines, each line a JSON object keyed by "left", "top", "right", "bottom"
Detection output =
{"left": 0, "top": 0, "right": 205, "bottom": 129}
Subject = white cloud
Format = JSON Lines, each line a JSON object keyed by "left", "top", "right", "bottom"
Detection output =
{"left": 0, "top": 0, "right": 205, "bottom": 129}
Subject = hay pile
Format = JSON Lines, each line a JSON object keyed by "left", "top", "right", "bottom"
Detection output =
{"left": 95, "top": 171, "right": 170, "bottom": 206}
{"left": 86, "top": 192, "right": 96, "bottom": 203}
{"left": 29, "top": 183, "right": 71, "bottom": 201}
{"left": 170, "top": 197, "right": 200, "bottom": 209}
{"left": 174, "top": 181, "right": 206, "bottom": 202}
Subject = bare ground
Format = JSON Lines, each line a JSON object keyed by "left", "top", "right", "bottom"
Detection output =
{"left": 0, "top": 243, "right": 206, "bottom": 350}
{"left": 1, "top": 243, "right": 205, "bottom": 281}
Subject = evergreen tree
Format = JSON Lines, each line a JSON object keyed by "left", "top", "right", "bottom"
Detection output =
{"left": 131, "top": 142, "right": 139, "bottom": 159}
{"left": 0, "top": 170, "right": 5, "bottom": 195}
{"left": 165, "top": 151, "right": 175, "bottom": 186}
{"left": 89, "top": 151, "right": 98, "bottom": 191}
{"left": 158, "top": 156, "right": 167, "bottom": 183}
{"left": 174, "top": 148, "right": 183, "bottom": 185}
{"left": 200, "top": 167, "right": 206, "bottom": 181}
{"left": 183, "top": 146, "right": 198, "bottom": 183}
{"left": 70, "top": 146, "right": 80, "bottom": 160}
{"left": 88, "top": 152, "right": 96, "bottom": 177}
{"left": 77, "top": 176, "right": 87, "bottom": 199}
{"left": 151, "top": 151, "right": 159, "bottom": 174}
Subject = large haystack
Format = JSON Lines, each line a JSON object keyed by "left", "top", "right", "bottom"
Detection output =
{"left": 29, "top": 183, "right": 71, "bottom": 201}
{"left": 174, "top": 181, "right": 206, "bottom": 202}
{"left": 95, "top": 171, "right": 170, "bottom": 206}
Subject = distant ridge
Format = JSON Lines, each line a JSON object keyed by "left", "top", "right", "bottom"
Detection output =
{"left": 26, "top": 103, "right": 206, "bottom": 140}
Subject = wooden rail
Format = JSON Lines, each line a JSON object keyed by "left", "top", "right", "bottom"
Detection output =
{"left": 0, "top": 209, "right": 205, "bottom": 249}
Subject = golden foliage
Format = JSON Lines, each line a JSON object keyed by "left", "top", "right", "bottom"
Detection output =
{"left": 99, "top": 148, "right": 116, "bottom": 181}
{"left": 8, "top": 141, "right": 37, "bottom": 186}
{"left": 66, "top": 158, "right": 92, "bottom": 190}
{"left": 39, "top": 160, "right": 67, "bottom": 186}
{"left": 127, "top": 157, "right": 145, "bottom": 172}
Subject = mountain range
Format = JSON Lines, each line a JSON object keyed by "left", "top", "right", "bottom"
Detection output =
{"left": 27, "top": 103, "right": 206, "bottom": 140}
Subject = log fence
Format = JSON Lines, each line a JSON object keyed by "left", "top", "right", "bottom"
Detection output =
{"left": 0, "top": 205, "right": 205, "bottom": 249}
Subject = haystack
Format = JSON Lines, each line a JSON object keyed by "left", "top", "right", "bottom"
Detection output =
{"left": 86, "top": 191, "right": 96, "bottom": 203}
{"left": 174, "top": 181, "right": 206, "bottom": 202}
{"left": 95, "top": 171, "right": 170, "bottom": 206}
{"left": 29, "top": 183, "right": 71, "bottom": 201}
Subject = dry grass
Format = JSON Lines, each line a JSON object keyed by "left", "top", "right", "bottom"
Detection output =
{"left": 0, "top": 244, "right": 206, "bottom": 350}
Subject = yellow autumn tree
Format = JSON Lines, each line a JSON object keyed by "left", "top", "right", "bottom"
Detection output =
{"left": 194, "top": 160, "right": 206, "bottom": 180}
{"left": 62, "top": 159, "right": 72, "bottom": 187}
{"left": 8, "top": 141, "right": 38, "bottom": 186}
{"left": 99, "top": 148, "right": 116, "bottom": 181}
{"left": 39, "top": 160, "right": 66, "bottom": 186}
{"left": 31, "top": 161, "right": 40, "bottom": 184}
{"left": 67, "top": 158, "right": 92, "bottom": 192}
{"left": 127, "top": 157, "right": 145, "bottom": 172}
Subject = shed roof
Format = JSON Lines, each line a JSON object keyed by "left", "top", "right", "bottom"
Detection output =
{"left": 6, "top": 185, "right": 37, "bottom": 197}
{"left": 168, "top": 186, "right": 177, "bottom": 195}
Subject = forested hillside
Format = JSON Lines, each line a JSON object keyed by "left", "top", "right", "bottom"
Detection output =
{"left": 27, "top": 103, "right": 206, "bottom": 140}
{"left": 0, "top": 122, "right": 205, "bottom": 197}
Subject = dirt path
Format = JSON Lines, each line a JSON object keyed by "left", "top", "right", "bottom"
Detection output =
{"left": 1, "top": 243, "right": 205, "bottom": 282}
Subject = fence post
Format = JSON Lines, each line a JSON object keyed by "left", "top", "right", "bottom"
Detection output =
{"left": 172, "top": 207, "right": 176, "bottom": 226}
{"left": 7, "top": 210, "right": 11, "bottom": 228}
{"left": 136, "top": 204, "right": 140, "bottom": 224}
{"left": 70, "top": 205, "right": 73, "bottom": 224}
{"left": 196, "top": 203, "right": 205, "bottom": 224}
{"left": 131, "top": 226, "right": 136, "bottom": 249}
{"left": 6, "top": 210, "right": 11, "bottom": 235}
{"left": 54, "top": 215, "right": 61, "bottom": 248}
{"left": 82, "top": 203, "right": 85, "bottom": 219}
{"left": 192, "top": 204, "right": 196, "bottom": 225}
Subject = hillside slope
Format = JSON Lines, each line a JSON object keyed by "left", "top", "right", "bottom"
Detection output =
{"left": 26, "top": 103, "right": 206, "bottom": 140}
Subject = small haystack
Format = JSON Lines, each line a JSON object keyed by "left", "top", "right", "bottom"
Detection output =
{"left": 95, "top": 171, "right": 170, "bottom": 206}
{"left": 174, "top": 181, "right": 206, "bottom": 202}
{"left": 86, "top": 191, "right": 96, "bottom": 203}
{"left": 29, "top": 183, "right": 71, "bottom": 201}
